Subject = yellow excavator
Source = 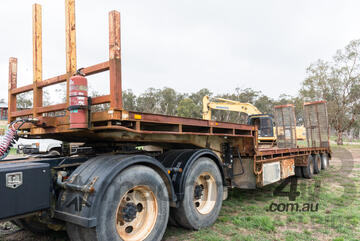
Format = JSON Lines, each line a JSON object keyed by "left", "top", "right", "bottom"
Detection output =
{"left": 202, "top": 96, "right": 306, "bottom": 144}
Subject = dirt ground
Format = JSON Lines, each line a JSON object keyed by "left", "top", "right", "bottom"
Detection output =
{"left": 1, "top": 146, "right": 359, "bottom": 241}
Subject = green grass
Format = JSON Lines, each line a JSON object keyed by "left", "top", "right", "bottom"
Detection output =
{"left": 330, "top": 135, "right": 360, "bottom": 143}
{"left": 284, "top": 230, "right": 314, "bottom": 241}
{"left": 331, "top": 143, "right": 360, "bottom": 149}
{"left": 9, "top": 148, "right": 17, "bottom": 155}
{"left": 232, "top": 215, "right": 275, "bottom": 232}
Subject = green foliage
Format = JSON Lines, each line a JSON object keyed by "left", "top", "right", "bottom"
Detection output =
{"left": 16, "top": 91, "right": 33, "bottom": 109}
{"left": 120, "top": 87, "right": 290, "bottom": 122}
{"left": 122, "top": 89, "right": 137, "bottom": 111}
{"left": 119, "top": 86, "right": 305, "bottom": 126}
{"left": 301, "top": 39, "right": 360, "bottom": 144}
{"left": 177, "top": 98, "right": 199, "bottom": 118}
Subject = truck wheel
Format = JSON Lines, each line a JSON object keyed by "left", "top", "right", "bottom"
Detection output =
{"left": 321, "top": 153, "right": 330, "bottom": 170}
{"left": 302, "top": 155, "right": 314, "bottom": 179}
{"left": 313, "top": 154, "right": 321, "bottom": 174}
{"left": 49, "top": 148, "right": 61, "bottom": 156}
{"left": 67, "top": 165, "right": 169, "bottom": 241}
{"left": 295, "top": 166, "right": 303, "bottom": 178}
{"left": 172, "top": 157, "right": 223, "bottom": 230}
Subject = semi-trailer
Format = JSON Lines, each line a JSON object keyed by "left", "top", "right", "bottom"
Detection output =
{"left": 0, "top": 1, "right": 331, "bottom": 241}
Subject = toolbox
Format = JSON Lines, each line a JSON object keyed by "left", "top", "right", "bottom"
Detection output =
{"left": 0, "top": 162, "right": 50, "bottom": 220}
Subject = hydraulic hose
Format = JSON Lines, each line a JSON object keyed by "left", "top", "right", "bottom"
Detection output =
{"left": 0, "top": 119, "right": 37, "bottom": 160}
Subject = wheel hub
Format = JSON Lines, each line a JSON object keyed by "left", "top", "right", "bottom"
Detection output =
{"left": 122, "top": 203, "right": 137, "bottom": 222}
{"left": 116, "top": 185, "right": 158, "bottom": 240}
{"left": 194, "top": 184, "right": 204, "bottom": 200}
{"left": 193, "top": 172, "right": 217, "bottom": 215}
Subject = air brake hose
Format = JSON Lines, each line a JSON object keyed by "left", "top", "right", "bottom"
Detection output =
{"left": 0, "top": 119, "right": 38, "bottom": 160}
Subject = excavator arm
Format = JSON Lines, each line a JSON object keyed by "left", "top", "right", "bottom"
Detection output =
{"left": 202, "top": 96, "right": 262, "bottom": 120}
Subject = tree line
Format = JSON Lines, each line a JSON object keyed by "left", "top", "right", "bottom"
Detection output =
{"left": 122, "top": 87, "right": 303, "bottom": 124}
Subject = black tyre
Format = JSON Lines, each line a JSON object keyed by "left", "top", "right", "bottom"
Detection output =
{"left": 67, "top": 165, "right": 169, "bottom": 241}
{"left": 171, "top": 157, "right": 223, "bottom": 230}
{"left": 302, "top": 155, "right": 314, "bottom": 179}
{"left": 49, "top": 147, "right": 61, "bottom": 156}
{"left": 295, "top": 166, "right": 303, "bottom": 178}
{"left": 321, "top": 153, "right": 330, "bottom": 170}
{"left": 313, "top": 154, "right": 321, "bottom": 174}
{"left": 48, "top": 150, "right": 61, "bottom": 156}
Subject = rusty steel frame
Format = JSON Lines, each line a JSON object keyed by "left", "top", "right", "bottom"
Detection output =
{"left": 253, "top": 146, "right": 330, "bottom": 175}
{"left": 304, "top": 100, "right": 330, "bottom": 148}
{"left": 8, "top": 2, "right": 114, "bottom": 122}
{"left": 7, "top": 2, "right": 257, "bottom": 143}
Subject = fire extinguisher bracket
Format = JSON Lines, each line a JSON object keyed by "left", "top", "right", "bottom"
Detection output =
{"left": 68, "top": 105, "right": 88, "bottom": 111}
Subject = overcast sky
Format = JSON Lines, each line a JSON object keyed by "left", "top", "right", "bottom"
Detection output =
{"left": 1, "top": 0, "right": 360, "bottom": 103}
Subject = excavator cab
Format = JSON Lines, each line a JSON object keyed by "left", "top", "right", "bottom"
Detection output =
{"left": 202, "top": 96, "right": 277, "bottom": 144}
{"left": 247, "top": 114, "right": 275, "bottom": 141}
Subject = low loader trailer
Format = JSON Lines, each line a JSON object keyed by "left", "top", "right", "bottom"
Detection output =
{"left": 1, "top": 1, "right": 331, "bottom": 241}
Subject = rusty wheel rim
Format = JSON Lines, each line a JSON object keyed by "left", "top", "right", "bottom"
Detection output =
{"left": 116, "top": 185, "right": 158, "bottom": 241}
{"left": 193, "top": 172, "right": 217, "bottom": 215}
{"left": 310, "top": 159, "right": 314, "bottom": 174}
{"left": 317, "top": 157, "right": 321, "bottom": 170}
{"left": 323, "top": 155, "right": 328, "bottom": 168}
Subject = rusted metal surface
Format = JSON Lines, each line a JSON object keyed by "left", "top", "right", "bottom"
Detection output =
{"left": 304, "top": 101, "right": 330, "bottom": 148}
{"left": 38, "top": 74, "right": 67, "bottom": 88}
{"left": 32, "top": 4, "right": 43, "bottom": 118}
{"left": 57, "top": 172, "right": 97, "bottom": 193}
{"left": 10, "top": 84, "right": 32, "bottom": 95}
{"left": 253, "top": 146, "right": 330, "bottom": 175}
{"left": 294, "top": 155, "right": 308, "bottom": 166}
{"left": 7, "top": 3, "right": 256, "bottom": 145}
{"left": 256, "top": 147, "right": 328, "bottom": 155}
{"left": 11, "top": 62, "right": 110, "bottom": 96}
{"left": 109, "top": 11, "right": 122, "bottom": 110}
{"left": 91, "top": 95, "right": 110, "bottom": 105}
{"left": 37, "top": 103, "right": 67, "bottom": 114}
{"left": 8, "top": 58, "right": 17, "bottom": 122}
{"left": 65, "top": 0, "right": 77, "bottom": 108}
{"left": 281, "top": 158, "right": 295, "bottom": 178}
{"left": 304, "top": 100, "right": 327, "bottom": 106}
{"left": 83, "top": 61, "right": 109, "bottom": 76}
{"left": 17, "top": 111, "right": 256, "bottom": 141}
{"left": 274, "top": 104, "right": 297, "bottom": 148}
{"left": 11, "top": 109, "right": 32, "bottom": 118}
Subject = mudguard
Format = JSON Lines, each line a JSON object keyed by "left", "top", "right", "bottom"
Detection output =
{"left": 54, "top": 154, "right": 176, "bottom": 228}
{"left": 158, "top": 149, "right": 225, "bottom": 201}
